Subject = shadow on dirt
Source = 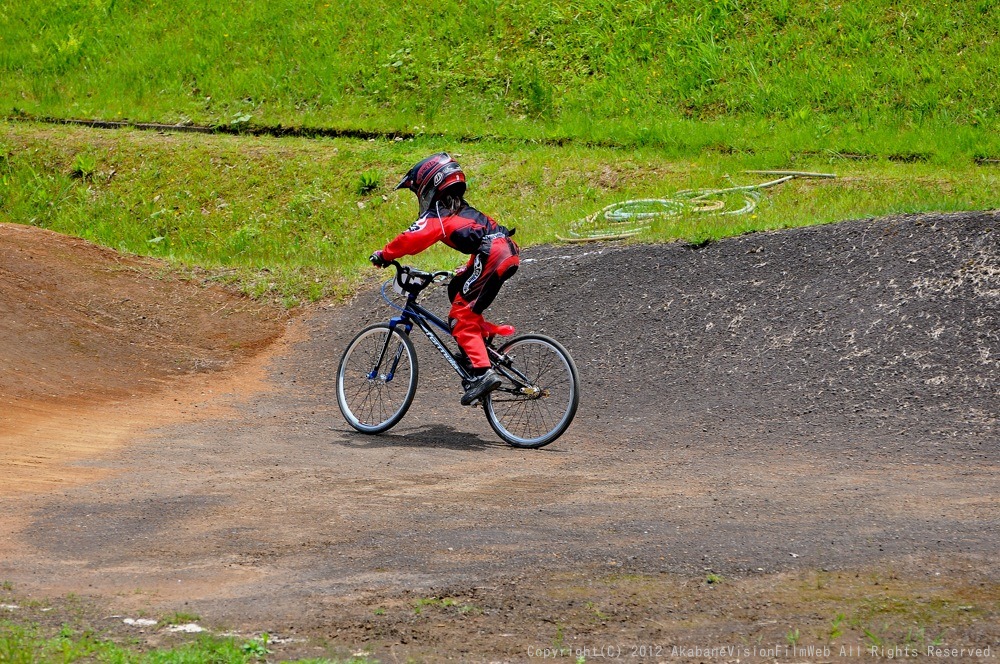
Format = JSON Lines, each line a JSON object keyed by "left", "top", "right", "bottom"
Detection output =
{"left": 1, "top": 211, "right": 997, "bottom": 661}
{"left": 336, "top": 424, "right": 506, "bottom": 451}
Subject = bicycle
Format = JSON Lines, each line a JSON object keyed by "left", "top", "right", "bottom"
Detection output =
{"left": 336, "top": 261, "right": 579, "bottom": 448}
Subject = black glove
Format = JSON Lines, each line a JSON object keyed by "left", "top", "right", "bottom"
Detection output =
{"left": 369, "top": 250, "right": 390, "bottom": 268}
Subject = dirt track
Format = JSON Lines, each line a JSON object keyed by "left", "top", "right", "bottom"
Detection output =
{"left": 0, "top": 222, "right": 286, "bottom": 493}
{"left": 1, "top": 213, "right": 998, "bottom": 662}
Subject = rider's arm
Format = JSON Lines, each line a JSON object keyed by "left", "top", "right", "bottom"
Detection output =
{"left": 380, "top": 214, "right": 445, "bottom": 261}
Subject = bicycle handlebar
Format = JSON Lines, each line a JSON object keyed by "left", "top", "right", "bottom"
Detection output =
{"left": 389, "top": 260, "right": 454, "bottom": 294}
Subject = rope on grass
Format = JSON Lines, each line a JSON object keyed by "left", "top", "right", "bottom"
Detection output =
{"left": 558, "top": 170, "right": 836, "bottom": 243}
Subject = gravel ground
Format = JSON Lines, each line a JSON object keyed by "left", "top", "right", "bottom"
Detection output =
{"left": 1, "top": 211, "right": 997, "bottom": 662}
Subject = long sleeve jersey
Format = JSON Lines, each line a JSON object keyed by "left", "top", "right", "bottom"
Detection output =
{"left": 380, "top": 200, "right": 512, "bottom": 261}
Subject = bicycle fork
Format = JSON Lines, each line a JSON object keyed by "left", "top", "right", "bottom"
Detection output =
{"left": 370, "top": 321, "right": 413, "bottom": 382}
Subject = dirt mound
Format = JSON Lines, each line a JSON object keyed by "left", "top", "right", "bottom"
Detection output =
{"left": 0, "top": 223, "right": 287, "bottom": 490}
{"left": 498, "top": 211, "right": 1000, "bottom": 447}
{"left": 0, "top": 223, "right": 285, "bottom": 408}
{"left": 0, "top": 213, "right": 996, "bottom": 660}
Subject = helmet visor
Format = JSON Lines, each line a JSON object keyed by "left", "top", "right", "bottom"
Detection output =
{"left": 395, "top": 173, "right": 413, "bottom": 191}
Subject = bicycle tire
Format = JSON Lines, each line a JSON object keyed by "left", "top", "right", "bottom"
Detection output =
{"left": 337, "top": 323, "right": 418, "bottom": 434}
{"left": 484, "top": 334, "right": 579, "bottom": 448}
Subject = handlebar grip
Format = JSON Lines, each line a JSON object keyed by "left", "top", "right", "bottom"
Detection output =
{"left": 391, "top": 261, "right": 408, "bottom": 288}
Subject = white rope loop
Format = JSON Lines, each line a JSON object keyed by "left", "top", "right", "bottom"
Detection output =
{"left": 560, "top": 171, "right": 834, "bottom": 242}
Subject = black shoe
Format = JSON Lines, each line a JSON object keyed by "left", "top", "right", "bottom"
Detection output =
{"left": 460, "top": 369, "right": 501, "bottom": 406}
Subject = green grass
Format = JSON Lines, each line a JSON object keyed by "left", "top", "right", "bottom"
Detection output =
{"left": 2, "top": 120, "right": 997, "bottom": 303}
{"left": 0, "top": 621, "right": 265, "bottom": 664}
{"left": 0, "top": 623, "right": 377, "bottom": 663}
{"left": 2, "top": 0, "right": 998, "bottom": 302}
{"left": 160, "top": 612, "right": 201, "bottom": 626}
{"left": 1, "top": 1, "right": 999, "bottom": 158}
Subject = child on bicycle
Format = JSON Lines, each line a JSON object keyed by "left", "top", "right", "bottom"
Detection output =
{"left": 369, "top": 153, "right": 520, "bottom": 406}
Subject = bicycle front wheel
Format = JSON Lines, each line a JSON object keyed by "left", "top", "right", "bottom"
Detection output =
{"left": 485, "top": 334, "right": 579, "bottom": 448}
{"left": 337, "top": 323, "right": 418, "bottom": 434}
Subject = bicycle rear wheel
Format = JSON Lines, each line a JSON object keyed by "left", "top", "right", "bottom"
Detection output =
{"left": 484, "top": 334, "right": 579, "bottom": 448}
{"left": 337, "top": 323, "right": 418, "bottom": 434}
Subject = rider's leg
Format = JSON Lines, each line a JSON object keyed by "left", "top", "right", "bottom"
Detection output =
{"left": 448, "top": 241, "right": 519, "bottom": 404}
{"left": 474, "top": 258, "right": 519, "bottom": 339}
{"left": 449, "top": 298, "right": 490, "bottom": 368}
{"left": 449, "top": 260, "right": 519, "bottom": 359}
{"left": 450, "top": 300, "right": 501, "bottom": 405}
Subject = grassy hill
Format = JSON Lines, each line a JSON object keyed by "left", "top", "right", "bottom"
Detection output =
{"left": 2, "top": 0, "right": 999, "bottom": 157}
{"left": 3, "top": 121, "right": 997, "bottom": 304}
{"left": 2, "top": 1, "right": 999, "bottom": 303}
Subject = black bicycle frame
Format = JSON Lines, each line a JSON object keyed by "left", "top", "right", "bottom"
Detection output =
{"left": 389, "top": 299, "right": 474, "bottom": 382}
{"left": 376, "top": 267, "right": 533, "bottom": 394}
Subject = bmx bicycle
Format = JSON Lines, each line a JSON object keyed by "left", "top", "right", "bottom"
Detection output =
{"left": 336, "top": 261, "right": 579, "bottom": 448}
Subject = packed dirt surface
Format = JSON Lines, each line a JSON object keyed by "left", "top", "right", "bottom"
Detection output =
{"left": 1, "top": 213, "right": 997, "bottom": 662}
{"left": 0, "top": 222, "right": 287, "bottom": 491}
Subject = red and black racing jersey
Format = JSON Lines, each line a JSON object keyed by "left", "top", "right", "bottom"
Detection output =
{"left": 380, "top": 201, "right": 512, "bottom": 261}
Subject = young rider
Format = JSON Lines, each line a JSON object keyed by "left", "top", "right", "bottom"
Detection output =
{"left": 369, "top": 153, "right": 520, "bottom": 406}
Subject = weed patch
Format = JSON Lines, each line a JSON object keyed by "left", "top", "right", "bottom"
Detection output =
{"left": 4, "top": 121, "right": 996, "bottom": 304}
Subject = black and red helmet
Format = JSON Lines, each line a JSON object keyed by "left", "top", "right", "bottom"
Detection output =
{"left": 395, "top": 153, "right": 466, "bottom": 213}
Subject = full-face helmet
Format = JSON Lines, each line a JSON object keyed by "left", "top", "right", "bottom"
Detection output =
{"left": 395, "top": 153, "right": 466, "bottom": 214}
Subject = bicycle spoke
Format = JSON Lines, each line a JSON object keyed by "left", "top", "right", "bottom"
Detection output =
{"left": 485, "top": 336, "right": 578, "bottom": 448}
{"left": 337, "top": 325, "right": 418, "bottom": 434}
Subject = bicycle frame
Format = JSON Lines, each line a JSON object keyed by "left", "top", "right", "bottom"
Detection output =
{"left": 389, "top": 298, "right": 473, "bottom": 381}
{"left": 338, "top": 261, "right": 578, "bottom": 447}
{"left": 375, "top": 264, "right": 534, "bottom": 396}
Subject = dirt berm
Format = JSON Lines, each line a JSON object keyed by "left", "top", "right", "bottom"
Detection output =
{"left": 0, "top": 212, "right": 997, "bottom": 662}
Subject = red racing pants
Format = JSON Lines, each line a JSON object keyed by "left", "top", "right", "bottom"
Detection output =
{"left": 447, "top": 236, "right": 519, "bottom": 369}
